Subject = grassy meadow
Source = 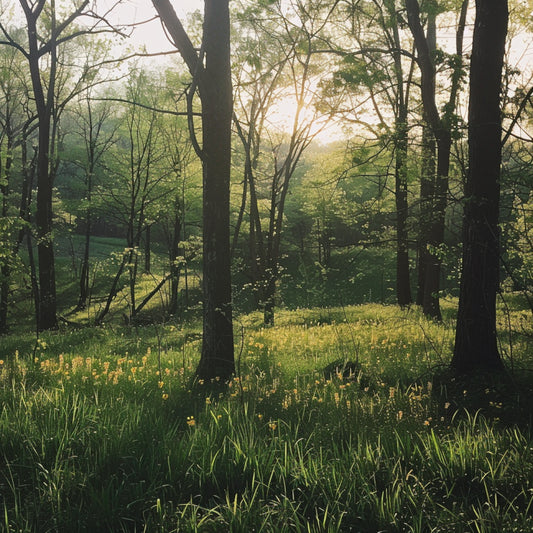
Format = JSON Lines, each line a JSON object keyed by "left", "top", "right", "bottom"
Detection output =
{"left": 1, "top": 297, "right": 533, "bottom": 532}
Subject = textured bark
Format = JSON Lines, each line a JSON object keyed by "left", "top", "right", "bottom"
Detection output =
{"left": 452, "top": 0, "right": 507, "bottom": 374}
{"left": 197, "top": 0, "right": 235, "bottom": 378}
{"left": 406, "top": 0, "right": 468, "bottom": 321}
{"left": 417, "top": 121, "right": 436, "bottom": 306}
{"left": 385, "top": 0, "right": 412, "bottom": 307}
{"left": 153, "top": 0, "right": 235, "bottom": 378}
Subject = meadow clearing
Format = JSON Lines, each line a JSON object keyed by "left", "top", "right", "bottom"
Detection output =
{"left": 1, "top": 300, "right": 532, "bottom": 532}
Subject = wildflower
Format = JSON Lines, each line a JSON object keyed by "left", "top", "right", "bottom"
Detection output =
{"left": 0, "top": 360, "right": 4, "bottom": 365}
{"left": 257, "top": 414, "right": 263, "bottom": 420}
{"left": 158, "top": 381, "right": 164, "bottom": 388}
{"left": 268, "top": 421, "right": 277, "bottom": 431}
{"left": 397, "top": 410, "right": 403, "bottom": 420}
{"left": 205, "top": 397, "right": 211, "bottom": 405}
{"left": 444, "top": 402, "right": 451, "bottom": 410}
{"left": 162, "top": 393, "right": 169, "bottom": 400}
{"left": 187, "top": 416, "right": 196, "bottom": 427}
{"left": 424, "top": 420, "right": 430, "bottom": 426}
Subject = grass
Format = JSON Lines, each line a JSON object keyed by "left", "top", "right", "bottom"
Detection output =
{"left": 1, "top": 302, "right": 533, "bottom": 532}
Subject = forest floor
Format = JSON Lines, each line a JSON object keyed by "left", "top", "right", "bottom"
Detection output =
{"left": 1, "top": 300, "right": 533, "bottom": 532}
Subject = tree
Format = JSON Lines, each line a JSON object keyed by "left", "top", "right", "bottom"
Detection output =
{"left": 232, "top": 0, "right": 337, "bottom": 325}
{"left": 451, "top": 0, "right": 508, "bottom": 373}
{"left": 331, "top": 0, "right": 417, "bottom": 307}
{"left": 0, "top": 0, "right": 123, "bottom": 331}
{"left": 152, "top": 0, "right": 235, "bottom": 379}
{"left": 405, "top": 0, "right": 468, "bottom": 320}
{"left": 66, "top": 92, "right": 117, "bottom": 311}
{"left": 0, "top": 33, "right": 32, "bottom": 333}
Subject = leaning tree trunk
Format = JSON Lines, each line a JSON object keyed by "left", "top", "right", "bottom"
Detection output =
{"left": 451, "top": 0, "right": 507, "bottom": 374}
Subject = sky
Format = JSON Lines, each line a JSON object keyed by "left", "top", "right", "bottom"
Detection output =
{"left": 108, "top": 0, "right": 202, "bottom": 55}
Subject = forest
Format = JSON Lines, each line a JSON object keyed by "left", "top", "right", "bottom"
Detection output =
{"left": 1, "top": 0, "right": 533, "bottom": 531}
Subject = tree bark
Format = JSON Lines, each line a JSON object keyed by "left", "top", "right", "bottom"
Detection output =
{"left": 153, "top": 0, "right": 235, "bottom": 379}
{"left": 406, "top": 0, "right": 468, "bottom": 321}
{"left": 451, "top": 0, "right": 507, "bottom": 374}
{"left": 197, "top": 0, "right": 235, "bottom": 378}
{"left": 23, "top": 0, "right": 58, "bottom": 331}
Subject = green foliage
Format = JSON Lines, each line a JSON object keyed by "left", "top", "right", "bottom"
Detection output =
{"left": 1, "top": 302, "right": 532, "bottom": 531}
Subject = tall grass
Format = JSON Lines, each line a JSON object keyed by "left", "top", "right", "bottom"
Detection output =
{"left": 1, "top": 303, "right": 532, "bottom": 532}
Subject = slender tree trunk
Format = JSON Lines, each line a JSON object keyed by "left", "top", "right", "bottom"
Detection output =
{"left": 395, "top": 119, "right": 412, "bottom": 307}
{"left": 0, "top": 140, "right": 13, "bottom": 334}
{"left": 35, "top": 116, "right": 57, "bottom": 330}
{"left": 406, "top": 0, "right": 467, "bottom": 321}
{"left": 422, "top": 130, "right": 452, "bottom": 320}
{"left": 168, "top": 214, "right": 182, "bottom": 317}
{"left": 452, "top": 0, "right": 507, "bottom": 374}
{"left": 77, "top": 208, "right": 91, "bottom": 310}
{"left": 144, "top": 225, "right": 151, "bottom": 273}
{"left": 417, "top": 121, "right": 436, "bottom": 306}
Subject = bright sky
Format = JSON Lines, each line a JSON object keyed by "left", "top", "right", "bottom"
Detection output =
{"left": 110, "top": 0, "right": 202, "bottom": 55}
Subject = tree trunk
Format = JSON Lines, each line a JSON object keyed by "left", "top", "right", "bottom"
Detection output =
{"left": 35, "top": 115, "right": 58, "bottom": 331}
{"left": 406, "top": 0, "right": 467, "bottom": 321}
{"left": 25, "top": 8, "right": 58, "bottom": 331}
{"left": 144, "top": 225, "right": 151, "bottom": 273}
{"left": 422, "top": 130, "right": 452, "bottom": 320}
{"left": 0, "top": 140, "right": 13, "bottom": 334}
{"left": 452, "top": 0, "right": 507, "bottom": 374}
{"left": 417, "top": 121, "right": 436, "bottom": 306}
{"left": 394, "top": 119, "right": 412, "bottom": 307}
{"left": 168, "top": 213, "right": 182, "bottom": 317}
{"left": 77, "top": 209, "right": 91, "bottom": 310}
{"left": 196, "top": 0, "right": 235, "bottom": 379}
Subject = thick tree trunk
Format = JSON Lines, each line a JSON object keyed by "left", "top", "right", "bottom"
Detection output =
{"left": 452, "top": 0, "right": 507, "bottom": 374}
{"left": 25, "top": 8, "right": 58, "bottom": 331}
{"left": 153, "top": 0, "right": 235, "bottom": 378}
{"left": 196, "top": 0, "right": 235, "bottom": 379}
